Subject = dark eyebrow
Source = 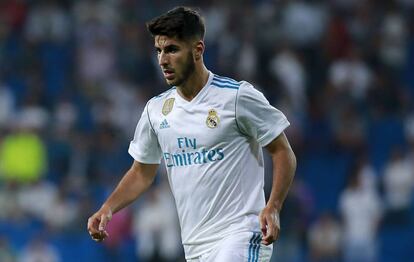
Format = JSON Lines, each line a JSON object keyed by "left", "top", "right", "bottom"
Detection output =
{"left": 155, "top": 44, "right": 180, "bottom": 52}
{"left": 165, "top": 44, "right": 180, "bottom": 51}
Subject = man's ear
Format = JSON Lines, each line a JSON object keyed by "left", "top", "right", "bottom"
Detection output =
{"left": 194, "top": 40, "right": 204, "bottom": 61}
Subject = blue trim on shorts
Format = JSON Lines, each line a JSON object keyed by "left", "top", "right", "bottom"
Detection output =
{"left": 248, "top": 233, "right": 261, "bottom": 262}
{"left": 253, "top": 234, "right": 262, "bottom": 262}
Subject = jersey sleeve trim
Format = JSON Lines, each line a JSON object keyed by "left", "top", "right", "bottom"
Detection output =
{"left": 128, "top": 145, "right": 161, "bottom": 164}
{"left": 257, "top": 118, "right": 290, "bottom": 147}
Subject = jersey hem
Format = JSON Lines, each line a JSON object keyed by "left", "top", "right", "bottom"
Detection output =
{"left": 183, "top": 229, "right": 258, "bottom": 260}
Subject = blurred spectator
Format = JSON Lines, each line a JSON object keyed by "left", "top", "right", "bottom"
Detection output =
{"left": 339, "top": 161, "right": 383, "bottom": 262}
{"left": 53, "top": 98, "right": 77, "bottom": 132}
{"left": 329, "top": 47, "right": 373, "bottom": 101}
{"left": 88, "top": 125, "right": 130, "bottom": 184}
{"left": 18, "top": 237, "right": 61, "bottom": 262}
{"left": 16, "top": 77, "right": 49, "bottom": 128}
{"left": 24, "top": 0, "right": 71, "bottom": 43}
{"left": 133, "top": 181, "right": 182, "bottom": 262}
{"left": 0, "top": 0, "right": 27, "bottom": 32}
{"left": 382, "top": 148, "right": 414, "bottom": 226}
{"left": 355, "top": 156, "right": 378, "bottom": 193}
{"left": 99, "top": 76, "right": 145, "bottom": 137}
{"left": 308, "top": 213, "right": 342, "bottom": 262}
{"left": 235, "top": 31, "right": 258, "bottom": 81}
{"left": 0, "top": 237, "right": 16, "bottom": 262}
{"left": 379, "top": 10, "right": 408, "bottom": 71}
{"left": 269, "top": 46, "right": 306, "bottom": 114}
{"left": 47, "top": 112, "right": 75, "bottom": 183}
{"left": 406, "top": 109, "right": 414, "bottom": 143}
{"left": 281, "top": 0, "right": 328, "bottom": 48}
{"left": 66, "top": 133, "right": 91, "bottom": 181}
{"left": 0, "top": 182, "right": 22, "bottom": 220}
{"left": 43, "top": 183, "right": 80, "bottom": 231}
{"left": 0, "top": 82, "right": 14, "bottom": 128}
{"left": 203, "top": 3, "right": 227, "bottom": 45}
{"left": 347, "top": 2, "right": 375, "bottom": 51}
{"left": 17, "top": 180, "right": 57, "bottom": 221}
{"left": 215, "top": 10, "right": 240, "bottom": 76}
{"left": 117, "top": 22, "right": 157, "bottom": 85}
{"left": 331, "top": 103, "right": 366, "bottom": 153}
{"left": 77, "top": 31, "right": 116, "bottom": 83}
{"left": 23, "top": 0, "right": 72, "bottom": 102}
{"left": 73, "top": 0, "right": 118, "bottom": 28}
{"left": 74, "top": 0, "right": 118, "bottom": 83}
{"left": 323, "top": 13, "right": 351, "bottom": 60}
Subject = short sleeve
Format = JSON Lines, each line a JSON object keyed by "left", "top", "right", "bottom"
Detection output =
{"left": 128, "top": 101, "right": 162, "bottom": 164}
{"left": 236, "top": 82, "right": 290, "bottom": 147}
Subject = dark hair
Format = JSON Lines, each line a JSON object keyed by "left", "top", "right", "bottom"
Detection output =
{"left": 146, "top": 6, "right": 205, "bottom": 41}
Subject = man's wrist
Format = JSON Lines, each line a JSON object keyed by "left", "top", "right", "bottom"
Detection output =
{"left": 266, "top": 202, "right": 282, "bottom": 213}
{"left": 101, "top": 203, "right": 114, "bottom": 215}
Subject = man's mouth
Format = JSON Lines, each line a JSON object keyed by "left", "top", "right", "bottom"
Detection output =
{"left": 163, "top": 69, "right": 175, "bottom": 79}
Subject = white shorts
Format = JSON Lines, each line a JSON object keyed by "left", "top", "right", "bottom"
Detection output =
{"left": 187, "top": 232, "right": 273, "bottom": 262}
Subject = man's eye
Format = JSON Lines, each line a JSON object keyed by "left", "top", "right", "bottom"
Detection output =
{"left": 168, "top": 47, "right": 179, "bottom": 53}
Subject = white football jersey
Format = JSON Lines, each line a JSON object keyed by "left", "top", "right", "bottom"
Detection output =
{"left": 129, "top": 72, "right": 290, "bottom": 259}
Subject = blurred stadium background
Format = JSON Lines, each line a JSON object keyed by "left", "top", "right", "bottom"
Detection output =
{"left": 0, "top": 0, "right": 413, "bottom": 261}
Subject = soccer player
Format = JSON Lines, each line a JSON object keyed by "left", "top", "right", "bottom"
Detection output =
{"left": 87, "top": 6, "right": 296, "bottom": 261}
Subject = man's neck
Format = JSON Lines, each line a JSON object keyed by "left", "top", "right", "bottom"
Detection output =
{"left": 176, "top": 66, "right": 209, "bottom": 102}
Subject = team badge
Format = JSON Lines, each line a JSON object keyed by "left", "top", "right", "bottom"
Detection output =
{"left": 206, "top": 109, "right": 220, "bottom": 128}
{"left": 162, "top": 98, "right": 175, "bottom": 116}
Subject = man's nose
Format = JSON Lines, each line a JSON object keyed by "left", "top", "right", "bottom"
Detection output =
{"left": 159, "top": 52, "right": 169, "bottom": 66}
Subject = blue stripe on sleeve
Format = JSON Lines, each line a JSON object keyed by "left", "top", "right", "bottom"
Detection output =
{"left": 213, "top": 76, "right": 240, "bottom": 86}
{"left": 214, "top": 75, "right": 240, "bottom": 84}
{"left": 211, "top": 83, "right": 239, "bottom": 90}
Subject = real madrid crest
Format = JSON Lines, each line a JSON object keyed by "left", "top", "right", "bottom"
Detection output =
{"left": 206, "top": 109, "right": 220, "bottom": 128}
{"left": 162, "top": 98, "right": 175, "bottom": 116}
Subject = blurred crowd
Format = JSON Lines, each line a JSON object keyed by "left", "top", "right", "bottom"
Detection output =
{"left": 0, "top": 0, "right": 413, "bottom": 261}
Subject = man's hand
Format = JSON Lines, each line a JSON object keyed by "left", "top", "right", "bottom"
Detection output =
{"left": 87, "top": 205, "right": 112, "bottom": 242}
{"left": 259, "top": 205, "right": 280, "bottom": 245}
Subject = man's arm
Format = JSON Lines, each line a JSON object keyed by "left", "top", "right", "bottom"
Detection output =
{"left": 87, "top": 160, "right": 159, "bottom": 242}
{"left": 260, "top": 132, "right": 296, "bottom": 245}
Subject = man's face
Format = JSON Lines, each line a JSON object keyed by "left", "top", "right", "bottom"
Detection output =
{"left": 154, "top": 35, "right": 195, "bottom": 87}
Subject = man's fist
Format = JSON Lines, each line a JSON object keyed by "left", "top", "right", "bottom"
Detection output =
{"left": 87, "top": 206, "right": 112, "bottom": 242}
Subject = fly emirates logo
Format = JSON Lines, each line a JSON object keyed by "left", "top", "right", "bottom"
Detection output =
{"left": 163, "top": 137, "right": 224, "bottom": 168}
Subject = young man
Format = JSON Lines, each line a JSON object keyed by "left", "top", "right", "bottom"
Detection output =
{"left": 87, "top": 6, "right": 296, "bottom": 262}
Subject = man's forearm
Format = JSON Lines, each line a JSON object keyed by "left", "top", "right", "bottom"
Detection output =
{"left": 260, "top": 133, "right": 296, "bottom": 244}
{"left": 266, "top": 135, "right": 296, "bottom": 212}
{"left": 102, "top": 162, "right": 158, "bottom": 214}
{"left": 268, "top": 147, "right": 296, "bottom": 211}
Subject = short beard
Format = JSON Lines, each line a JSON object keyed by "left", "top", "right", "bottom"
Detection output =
{"left": 168, "top": 52, "right": 195, "bottom": 87}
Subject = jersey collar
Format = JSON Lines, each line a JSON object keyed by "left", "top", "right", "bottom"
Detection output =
{"left": 174, "top": 71, "right": 213, "bottom": 105}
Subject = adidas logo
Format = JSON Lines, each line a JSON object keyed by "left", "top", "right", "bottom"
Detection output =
{"left": 160, "top": 119, "right": 170, "bottom": 129}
